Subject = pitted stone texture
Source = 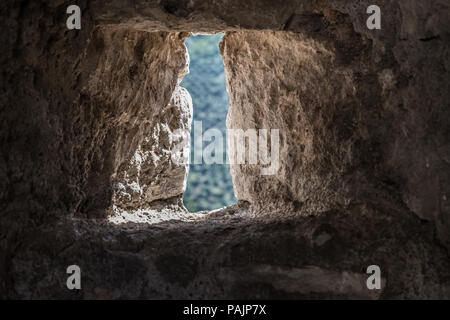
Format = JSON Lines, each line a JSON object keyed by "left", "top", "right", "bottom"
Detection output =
{"left": 90, "top": 0, "right": 313, "bottom": 32}
{"left": 7, "top": 205, "right": 450, "bottom": 299}
{"left": 72, "top": 27, "right": 191, "bottom": 218}
{"left": 1, "top": 0, "right": 450, "bottom": 299}
{"left": 112, "top": 85, "right": 192, "bottom": 212}
{"left": 222, "top": 30, "right": 362, "bottom": 214}
{"left": 221, "top": 3, "right": 450, "bottom": 251}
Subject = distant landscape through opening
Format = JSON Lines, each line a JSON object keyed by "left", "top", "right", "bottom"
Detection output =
{"left": 181, "top": 33, "right": 237, "bottom": 212}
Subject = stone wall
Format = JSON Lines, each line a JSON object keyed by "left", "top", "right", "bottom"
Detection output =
{"left": 0, "top": 0, "right": 449, "bottom": 299}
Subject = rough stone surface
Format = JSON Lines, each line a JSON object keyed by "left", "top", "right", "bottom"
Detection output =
{"left": 1, "top": 0, "right": 450, "bottom": 299}
{"left": 6, "top": 205, "right": 450, "bottom": 299}
{"left": 222, "top": 4, "right": 450, "bottom": 251}
{"left": 111, "top": 84, "right": 192, "bottom": 213}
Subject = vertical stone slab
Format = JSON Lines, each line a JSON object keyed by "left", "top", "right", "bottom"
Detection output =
{"left": 221, "top": 2, "right": 450, "bottom": 252}
{"left": 74, "top": 28, "right": 192, "bottom": 218}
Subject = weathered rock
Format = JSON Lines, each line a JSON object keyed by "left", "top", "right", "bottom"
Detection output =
{"left": 7, "top": 205, "right": 450, "bottom": 299}
{"left": 73, "top": 27, "right": 192, "bottom": 218}
{"left": 1, "top": 0, "right": 449, "bottom": 299}
{"left": 221, "top": 4, "right": 450, "bottom": 252}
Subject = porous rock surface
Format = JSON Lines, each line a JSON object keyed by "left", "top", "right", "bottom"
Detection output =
{"left": 1, "top": 0, "right": 449, "bottom": 299}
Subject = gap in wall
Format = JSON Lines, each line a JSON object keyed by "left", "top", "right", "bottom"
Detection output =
{"left": 181, "top": 33, "right": 237, "bottom": 212}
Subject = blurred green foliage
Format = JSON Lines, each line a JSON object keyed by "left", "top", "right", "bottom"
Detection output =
{"left": 181, "top": 34, "right": 237, "bottom": 212}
